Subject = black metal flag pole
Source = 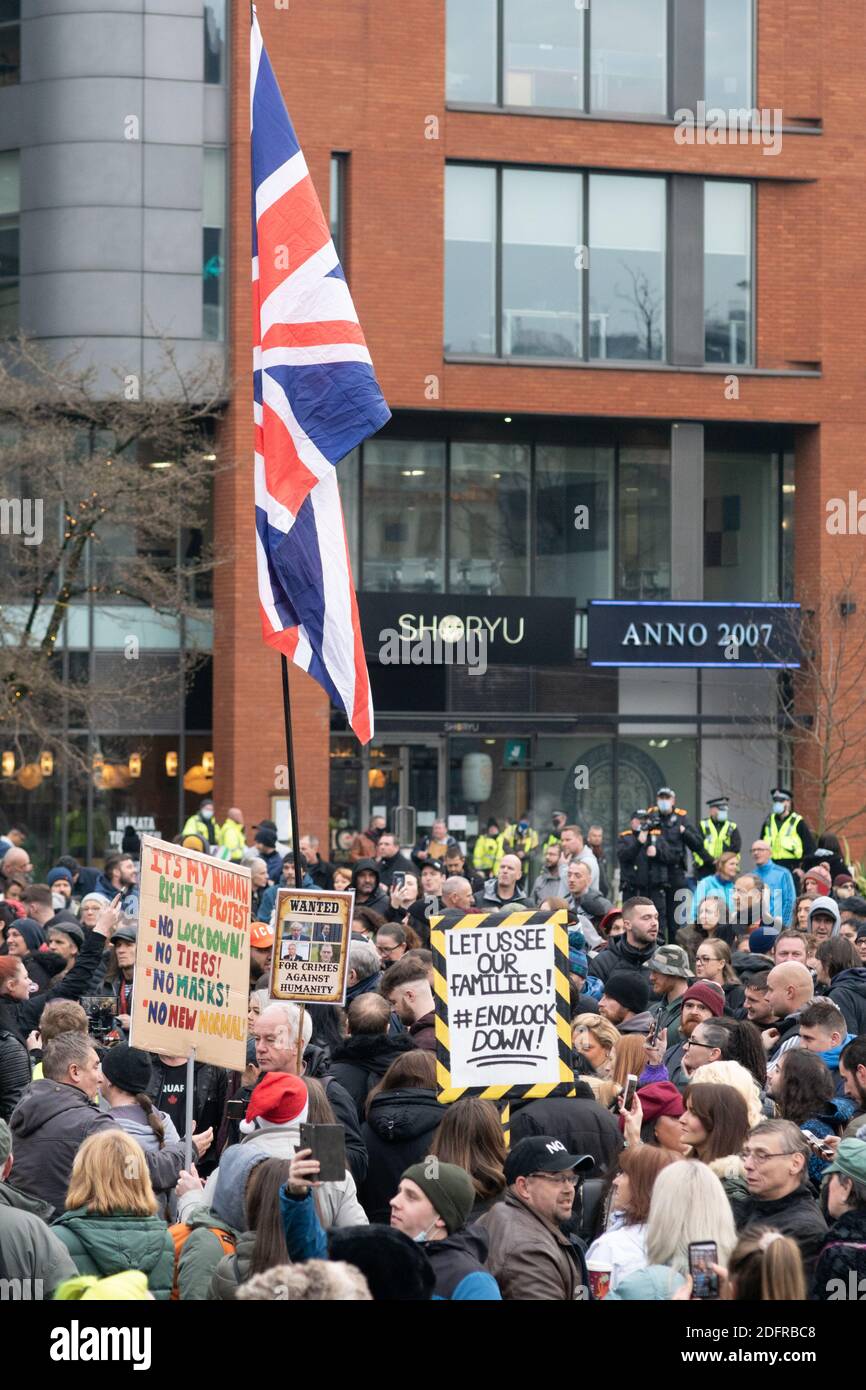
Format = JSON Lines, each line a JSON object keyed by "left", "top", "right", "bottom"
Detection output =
{"left": 280, "top": 654, "right": 305, "bottom": 887}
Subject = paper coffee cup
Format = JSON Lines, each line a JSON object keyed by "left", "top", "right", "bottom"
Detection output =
{"left": 587, "top": 1260, "right": 612, "bottom": 1300}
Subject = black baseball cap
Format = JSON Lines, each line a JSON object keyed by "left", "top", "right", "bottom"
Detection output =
{"left": 504, "top": 1135, "right": 593, "bottom": 1185}
{"left": 423, "top": 858, "right": 445, "bottom": 873}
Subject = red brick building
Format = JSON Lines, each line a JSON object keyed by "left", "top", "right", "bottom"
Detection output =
{"left": 215, "top": 0, "right": 866, "bottom": 861}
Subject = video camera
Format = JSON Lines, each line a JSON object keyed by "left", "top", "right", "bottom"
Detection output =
{"left": 80, "top": 996, "right": 120, "bottom": 1044}
{"left": 635, "top": 809, "right": 662, "bottom": 832}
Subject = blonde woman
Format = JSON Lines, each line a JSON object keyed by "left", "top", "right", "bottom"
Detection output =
{"left": 694, "top": 1058, "right": 765, "bottom": 1129}
{"left": 52, "top": 1130, "right": 175, "bottom": 1299}
{"left": 572, "top": 1013, "right": 620, "bottom": 1079}
{"left": 645, "top": 1159, "right": 737, "bottom": 1277}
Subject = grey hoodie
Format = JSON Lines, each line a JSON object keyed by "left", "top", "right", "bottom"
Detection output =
{"left": 808, "top": 895, "right": 841, "bottom": 937}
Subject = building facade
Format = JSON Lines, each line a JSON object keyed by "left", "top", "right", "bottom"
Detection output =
{"left": 4, "top": 1, "right": 865, "bottom": 864}
{"left": 216, "top": 0, "right": 865, "bottom": 861}
{"left": 0, "top": 0, "right": 228, "bottom": 865}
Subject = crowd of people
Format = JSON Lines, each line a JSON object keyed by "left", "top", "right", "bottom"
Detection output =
{"left": 1, "top": 800, "right": 865, "bottom": 1303}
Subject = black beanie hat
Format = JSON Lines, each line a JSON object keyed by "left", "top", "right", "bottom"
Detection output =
{"left": 603, "top": 970, "right": 650, "bottom": 1015}
{"left": 327, "top": 1225, "right": 435, "bottom": 1301}
{"left": 100, "top": 1042, "right": 153, "bottom": 1095}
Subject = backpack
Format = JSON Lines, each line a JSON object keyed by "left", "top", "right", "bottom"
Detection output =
{"left": 168, "top": 1221, "right": 236, "bottom": 1301}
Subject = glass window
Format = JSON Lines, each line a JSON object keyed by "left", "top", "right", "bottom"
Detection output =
{"left": 338, "top": 447, "right": 360, "bottom": 580}
{"left": 535, "top": 445, "right": 614, "bottom": 600}
{"left": 330, "top": 154, "right": 346, "bottom": 265}
{"left": 446, "top": 0, "right": 498, "bottom": 104}
{"left": 202, "top": 148, "right": 226, "bottom": 342}
{"left": 361, "top": 440, "right": 446, "bottom": 591}
{"left": 617, "top": 446, "right": 671, "bottom": 599}
{"left": 204, "top": 0, "right": 226, "bottom": 85}
{"left": 0, "top": 149, "right": 19, "bottom": 335}
{"left": 589, "top": 174, "right": 666, "bottom": 361}
{"left": 590, "top": 0, "right": 667, "bottom": 115}
{"left": 503, "top": 0, "right": 585, "bottom": 112}
{"left": 703, "top": 450, "right": 779, "bottom": 601}
{"left": 704, "top": 181, "right": 751, "bottom": 365}
{"left": 444, "top": 165, "right": 497, "bottom": 355}
{"left": 705, "top": 0, "right": 753, "bottom": 111}
{"left": 0, "top": 0, "right": 19, "bottom": 88}
{"left": 449, "top": 442, "right": 530, "bottom": 595}
{"left": 502, "top": 168, "right": 581, "bottom": 359}
{"left": 781, "top": 452, "right": 794, "bottom": 601}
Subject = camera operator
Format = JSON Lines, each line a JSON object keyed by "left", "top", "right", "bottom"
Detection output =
{"left": 645, "top": 787, "right": 703, "bottom": 943}
{"left": 617, "top": 807, "right": 680, "bottom": 939}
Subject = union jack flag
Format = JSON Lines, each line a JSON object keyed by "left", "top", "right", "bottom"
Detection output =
{"left": 251, "top": 7, "right": 389, "bottom": 744}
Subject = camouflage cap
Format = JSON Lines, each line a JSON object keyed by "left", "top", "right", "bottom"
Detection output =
{"left": 648, "top": 944, "right": 691, "bottom": 979}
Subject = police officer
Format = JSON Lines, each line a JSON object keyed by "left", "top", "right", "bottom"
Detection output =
{"left": 616, "top": 810, "right": 651, "bottom": 900}
{"left": 760, "top": 786, "right": 815, "bottom": 875}
{"left": 645, "top": 786, "right": 703, "bottom": 943}
{"left": 472, "top": 818, "right": 502, "bottom": 877}
{"left": 541, "top": 811, "right": 567, "bottom": 855}
{"left": 692, "top": 798, "right": 741, "bottom": 881}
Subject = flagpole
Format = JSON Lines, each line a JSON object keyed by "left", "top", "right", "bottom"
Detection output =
{"left": 280, "top": 654, "right": 305, "bottom": 888}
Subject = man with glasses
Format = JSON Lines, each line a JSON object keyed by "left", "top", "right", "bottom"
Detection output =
{"left": 681, "top": 1018, "right": 727, "bottom": 1079}
{"left": 736, "top": 1119, "right": 828, "bottom": 1282}
{"left": 478, "top": 1136, "right": 594, "bottom": 1300}
{"left": 662, "top": 981, "right": 725, "bottom": 1090}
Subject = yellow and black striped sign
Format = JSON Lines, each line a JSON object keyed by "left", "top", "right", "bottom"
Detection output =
{"left": 429, "top": 907, "right": 575, "bottom": 1107}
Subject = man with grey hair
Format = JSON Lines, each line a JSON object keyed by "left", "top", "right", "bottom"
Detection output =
{"left": 228, "top": 1002, "right": 366, "bottom": 1183}
{"left": 736, "top": 1118, "right": 828, "bottom": 1280}
{"left": 565, "top": 858, "right": 612, "bottom": 932}
{"left": 347, "top": 940, "right": 381, "bottom": 1003}
{"left": 440, "top": 876, "right": 474, "bottom": 912}
{"left": 249, "top": 855, "right": 270, "bottom": 918}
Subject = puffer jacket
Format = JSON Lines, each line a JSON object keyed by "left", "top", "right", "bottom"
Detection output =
{"left": 812, "top": 1208, "right": 866, "bottom": 1300}
{"left": 358, "top": 1087, "right": 444, "bottom": 1223}
{"left": 510, "top": 1083, "right": 623, "bottom": 1177}
{"left": 591, "top": 933, "right": 658, "bottom": 986}
{"left": 0, "top": 1027, "right": 31, "bottom": 1122}
{"left": 51, "top": 1207, "right": 175, "bottom": 1299}
{"left": 329, "top": 1031, "right": 418, "bottom": 1120}
{"left": 827, "top": 968, "right": 866, "bottom": 1036}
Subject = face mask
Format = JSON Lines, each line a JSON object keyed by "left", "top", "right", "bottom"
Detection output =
{"left": 202, "top": 808, "right": 214, "bottom": 820}
{"left": 716, "top": 809, "right": 728, "bottom": 823}
{"left": 413, "top": 1220, "right": 438, "bottom": 1244}
{"left": 657, "top": 799, "right": 673, "bottom": 814}
{"left": 518, "top": 821, "right": 528, "bottom": 833}
{"left": 772, "top": 801, "right": 785, "bottom": 815}
{"left": 51, "top": 891, "right": 66, "bottom": 911}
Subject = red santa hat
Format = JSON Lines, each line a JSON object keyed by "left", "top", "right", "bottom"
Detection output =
{"left": 239, "top": 1072, "right": 309, "bottom": 1134}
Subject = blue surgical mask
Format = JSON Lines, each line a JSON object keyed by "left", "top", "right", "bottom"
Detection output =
{"left": 657, "top": 799, "right": 673, "bottom": 814}
{"left": 772, "top": 800, "right": 785, "bottom": 815}
{"left": 716, "top": 809, "right": 728, "bottom": 823}
{"left": 413, "top": 1220, "right": 437, "bottom": 1243}
{"left": 202, "top": 808, "right": 214, "bottom": 820}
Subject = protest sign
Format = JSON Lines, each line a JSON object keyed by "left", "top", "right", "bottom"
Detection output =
{"left": 430, "top": 908, "right": 574, "bottom": 1103}
{"left": 269, "top": 888, "right": 353, "bottom": 1005}
{"left": 129, "top": 835, "right": 250, "bottom": 1070}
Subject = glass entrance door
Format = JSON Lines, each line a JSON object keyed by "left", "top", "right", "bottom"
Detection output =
{"left": 358, "top": 737, "right": 445, "bottom": 842}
